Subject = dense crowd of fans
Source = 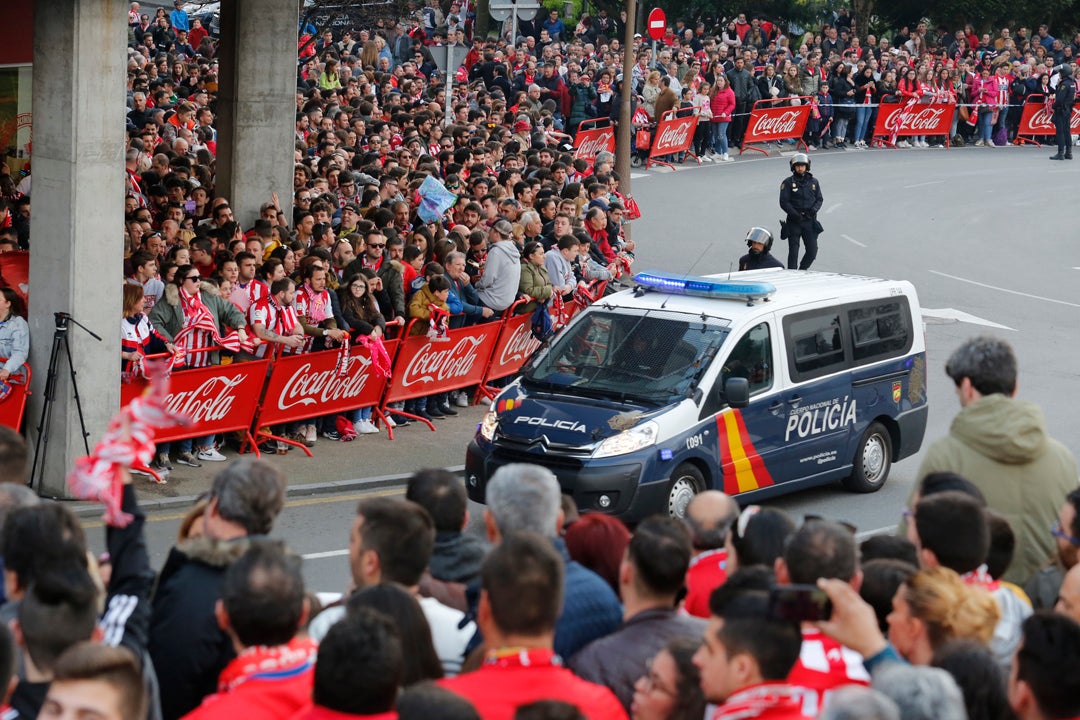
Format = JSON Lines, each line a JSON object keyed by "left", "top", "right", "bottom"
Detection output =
{"left": 0, "top": 336, "right": 1078, "bottom": 720}
{"left": 0, "top": 6, "right": 1079, "bottom": 718}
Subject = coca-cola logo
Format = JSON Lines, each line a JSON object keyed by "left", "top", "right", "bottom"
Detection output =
{"left": 276, "top": 355, "right": 373, "bottom": 411}
{"left": 653, "top": 119, "right": 694, "bottom": 152}
{"left": 1026, "top": 107, "right": 1080, "bottom": 131}
{"left": 884, "top": 107, "right": 946, "bottom": 132}
{"left": 750, "top": 110, "right": 800, "bottom": 137}
{"left": 401, "top": 336, "right": 483, "bottom": 387}
{"left": 498, "top": 321, "right": 541, "bottom": 367}
{"left": 166, "top": 375, "right": 245, "bottom": 423}
{"left": 574, "top": 130, "right": 615, "bottom": 160}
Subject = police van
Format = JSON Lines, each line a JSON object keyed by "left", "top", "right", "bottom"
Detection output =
{"left": 465, "top": 269, "right": 928, "bottom": 520}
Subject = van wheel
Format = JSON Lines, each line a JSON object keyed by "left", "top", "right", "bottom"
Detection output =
{"left": 843, "top": 422, "right": 892, "bottom": 493}
{"left": 667, "top": 464, "right": 704, "bottom": 518}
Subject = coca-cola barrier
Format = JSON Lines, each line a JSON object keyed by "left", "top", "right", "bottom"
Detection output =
{"left": 741, "top": 99, "right": 812, "bottom": 155}
{"left": 0, "top": 363, "right": 31, "bottom": 432}
{"left": 647, "top": 109, "right": 699, "bottom": 170}
{"left": 871, "top": 102, "right": 956, "bottom": 143}
{"left": 115, "top": 300, "right": 590, "bottom": 452}
{"left": 574, "top": 118, "right": 616, "bottom": 162}
{"left": 120, "top": 358, "right": 270, "bottom": 444}
{"left": 1016, "top": 95, "right": 1080, "bottom": 144}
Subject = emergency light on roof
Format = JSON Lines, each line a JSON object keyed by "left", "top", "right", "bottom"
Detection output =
{"left": 633, "top": 271, "right": 776, "bottom": 302}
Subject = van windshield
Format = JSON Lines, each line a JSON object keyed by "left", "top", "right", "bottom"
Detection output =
{"left": 522, "top": 309, "right": 730, "bottom": 406}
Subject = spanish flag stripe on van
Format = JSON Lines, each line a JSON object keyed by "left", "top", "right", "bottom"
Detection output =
{"left": 717, "top": 410, "right": 774, "bottom": 494}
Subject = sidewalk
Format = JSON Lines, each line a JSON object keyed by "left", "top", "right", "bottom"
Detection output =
{"left": 67, "top": 405, "right": 485, "bottom": 517}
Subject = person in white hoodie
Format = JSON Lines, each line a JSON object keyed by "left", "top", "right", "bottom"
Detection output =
{"left": 475, "top": 220, "right": 522, "bottom": 314}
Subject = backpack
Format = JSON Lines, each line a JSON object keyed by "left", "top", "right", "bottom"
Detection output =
{"left": 531, "top": 300, "right": 554, "bottom": 341}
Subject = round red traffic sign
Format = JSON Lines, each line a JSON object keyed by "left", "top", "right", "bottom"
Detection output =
{"left": 646, "top": 7, "right": 666, "bottom": 40}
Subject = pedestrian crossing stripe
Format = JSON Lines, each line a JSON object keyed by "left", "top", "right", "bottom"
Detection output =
{"left": 717, "top": 409, "right": 774, "bottom": 494}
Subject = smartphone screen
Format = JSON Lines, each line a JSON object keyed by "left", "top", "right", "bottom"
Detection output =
{"left": 184, "top": 200, "right": 196, "bottom": 214}
{"left": 768, "top": 584, "right": 833, "bottom": 622}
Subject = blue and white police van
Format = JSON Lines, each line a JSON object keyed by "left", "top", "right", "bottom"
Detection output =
{"left": 465, "top": 269, "right": 929, "bottom": 520}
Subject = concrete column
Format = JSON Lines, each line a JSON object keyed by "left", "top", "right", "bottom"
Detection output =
{"left": 27, "top": 0, "right": 126, "bottom": 497}
{"left": 216, "top": 0, "right": 297, "bottom": 229}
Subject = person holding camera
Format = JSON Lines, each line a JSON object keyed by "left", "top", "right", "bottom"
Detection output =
{"left": 778, "top": 153, "right": 824, "bottom": 270}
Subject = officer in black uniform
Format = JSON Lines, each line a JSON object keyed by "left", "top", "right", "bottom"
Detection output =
{"left": 738, "top": 227, "right": 784, "bottom": 271}
{"left": 1050, "top": 64, "right": 1076, "bottom": 160}
{"left": 778, "top": 153, "right": 824, "bottom": 270}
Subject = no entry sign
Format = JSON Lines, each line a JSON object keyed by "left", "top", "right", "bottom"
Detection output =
{"left": 646, "top": 8, "right": 666, "bottom": 40}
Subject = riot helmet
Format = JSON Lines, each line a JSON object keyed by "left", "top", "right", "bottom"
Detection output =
{"left": 1060, "top": 64, "right": 1073, "bottom": 78}
{"left": 789, "top": 153, "right": 811, "bottom": 171}
{"left": 745, "top": 226, "right": 773, "bottom": 254}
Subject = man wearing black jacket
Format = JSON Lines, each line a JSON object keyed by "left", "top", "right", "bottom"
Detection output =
{"left": 779, "top": 153, "right": 824, "bottom": 270}
{"left": 1050, "top": 65, "right": 1076, "bottom": 160}
{"left": 148, "top": 459, "right": 286, "bottom": 720}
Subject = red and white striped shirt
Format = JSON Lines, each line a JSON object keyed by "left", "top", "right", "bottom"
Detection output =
{"left": 787, "top": 628, "right": 870, "bottom": 717}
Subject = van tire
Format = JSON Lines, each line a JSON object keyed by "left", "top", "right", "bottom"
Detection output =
{"left": 667, "top": 464, "right": 704, "bottom": 518}
{"left": 844, "top": 422, "right": 892, "bottom": 493}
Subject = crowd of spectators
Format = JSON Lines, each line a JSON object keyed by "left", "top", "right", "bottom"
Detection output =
{"left": 0, "top": 388, "right": 1077, "bottom": 720}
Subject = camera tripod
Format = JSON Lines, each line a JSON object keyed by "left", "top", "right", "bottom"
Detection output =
{"left": 29, "top": 312, "right": 101, "bottom": 491}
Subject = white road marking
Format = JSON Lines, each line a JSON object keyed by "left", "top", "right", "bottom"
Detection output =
{"left": 630, "top": 172, "right": 648, "bottom": 179}
{"left": 856, "top": 526, "right": 894, "bottom": 540}
{"left": 902, "top": 180, "right": 945, "bottom": 189}
{"left": 825, "top": 203, "right": 842, "bottom": 215}
{"left": 922, "top": 308, "right": 1015, "bottom": 331}
{"left": 302, "top": 549, "right": 349, "bottom": 560}
{"left": 841, "top": 234, "right": 866, "bottom": 248}
{"left": 929, "top": 270, "right": 1080, "bottom": 308}
{"left": 1073, "top": 267, "right": 1080, "bottom": 270}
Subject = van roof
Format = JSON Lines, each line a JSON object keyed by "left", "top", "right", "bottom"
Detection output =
{"left": 608, "top": 269, "right": 912, "bottom": 322}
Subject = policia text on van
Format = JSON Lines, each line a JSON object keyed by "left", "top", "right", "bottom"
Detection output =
{"left": 465, "top": 269, "right": 929, "bottom": 521}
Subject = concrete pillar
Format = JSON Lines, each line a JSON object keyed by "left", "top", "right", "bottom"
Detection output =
{"left": 216, "top": 0, "right": 297, "bottom": 229}
{"left": 27, "top": 0, "right": 126, "bottom": 497}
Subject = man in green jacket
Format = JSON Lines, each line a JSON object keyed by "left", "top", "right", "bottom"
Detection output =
{"left": 915, "top": 336, "right": 1079, "bottom": 585}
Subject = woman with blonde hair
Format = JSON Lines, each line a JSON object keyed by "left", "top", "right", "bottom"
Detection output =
{"left": 642, "top": 71, "right": 662, "bottom": 120}
{"left": 816, "top": 566, "right": 1001, "bottom": 669}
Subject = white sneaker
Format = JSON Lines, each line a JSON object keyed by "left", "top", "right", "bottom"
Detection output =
{"left": 920, "top": 139, "right": 929, "bottom": 147}
{"left": 303, "top": 424, "right": 317, "bottom": 447}
{"left": 384, "top": 414, "right": 397, "bottom": 428}
{"left": 197, "top": 447, "right": 227, "bottom": 462}
{"left": 356, "top": 420, "right": 380, "bottom": 434}
{"left": 722, "top": 153, "right": 733, "bottom": 162}
{"left": 898, "top": 140, "right": 911, "bottom": 148}
{"left": 453, "top": 391, "right": 470, "bottom": 408}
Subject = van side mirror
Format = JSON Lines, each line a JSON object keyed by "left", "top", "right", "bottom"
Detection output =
{"left": 724, "top": 377, "right": 750, "bottom": 408}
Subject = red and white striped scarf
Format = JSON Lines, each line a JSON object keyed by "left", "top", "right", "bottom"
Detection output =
{"left": 174, "top": 288, "right": 252, "bottom": 365}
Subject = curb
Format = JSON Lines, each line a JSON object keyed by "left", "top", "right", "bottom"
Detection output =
{"left": 68, "top": 465, "right": 466, "bottom": 518}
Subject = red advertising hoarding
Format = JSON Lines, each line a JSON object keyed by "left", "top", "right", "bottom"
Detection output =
{"left": 646, "top": 110, "right": 698, "bottom": 169}
{"left": 574, "top": 120, "right": 616, "bottom": 162}
{"left": 741, "top": 102, "right": 811, "bottom": 155}
{"left": 872, "top": 102, "right": 956, "bottom": 142}
{"left": 382, "top": 323, "right": 501, "bottom": 405}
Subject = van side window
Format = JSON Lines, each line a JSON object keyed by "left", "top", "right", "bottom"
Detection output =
{"left": 789, "top": 313, "right": 845, "bottom": 378}
{"left": 849, "top": 301, "right": 911, "bottom": 362}
{"left": 722, "top": 322, "right": 773, "bottom": 395}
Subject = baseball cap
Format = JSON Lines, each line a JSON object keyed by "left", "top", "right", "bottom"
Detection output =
{"left": 491, "top": 219, "right": 513, "bottom": 238}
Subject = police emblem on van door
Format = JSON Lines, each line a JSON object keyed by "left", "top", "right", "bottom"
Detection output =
{"left": 892, "top": 381, "right": 902, "bottom": 405}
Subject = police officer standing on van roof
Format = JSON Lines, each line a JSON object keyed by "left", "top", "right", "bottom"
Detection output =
{"left": 779, "top": 153, "right": 824, "bottom": 270}
{"left": 738, "top": 227, "right": 784, "bottom": 271}
{"left": 1049, "top": 64, "right": 1075, "bottom": 160}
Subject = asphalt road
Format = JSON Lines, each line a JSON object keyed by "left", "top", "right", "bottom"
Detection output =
{"left": 84, "top": 144, "right": 1080, "bottom": 593}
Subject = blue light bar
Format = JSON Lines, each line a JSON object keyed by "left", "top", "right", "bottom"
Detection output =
{"left": 633, "top": 271, "right": 776, "bottom": 300}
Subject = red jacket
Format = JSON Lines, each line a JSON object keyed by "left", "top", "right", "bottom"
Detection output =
{"left": 711, "top": 683, "right": 809, "bottom": 720}
{"left": 683, "top": 548, "right": 728, "bottom": 618}
{"left": 182, "top": 667, "right": 314, "bottom": 720}
{"left": 710, "top": 87, "right": 736, "bottom": 122}
{"left": 291, "top": 705, "right": 397, "bottom": 720}
{"left": 439, "top": 649, "right": 627, "bottom": 720}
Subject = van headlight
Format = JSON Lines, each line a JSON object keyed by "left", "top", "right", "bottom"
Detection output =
{"left": 593, "top": 421, "right": 659, "bottom": 458}
{"left": 479, "top": 408, "right": 499, "bottom": 441}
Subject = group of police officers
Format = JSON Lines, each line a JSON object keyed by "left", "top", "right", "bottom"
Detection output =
{"left": 738, "top": 153, "right": 823, "bottom": 273}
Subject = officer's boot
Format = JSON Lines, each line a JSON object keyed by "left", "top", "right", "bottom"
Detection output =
{"left": 1066, "top": 147, "right": 1073, "bottom": 159}
{"left": 1050, "top": 147, "right": 1065, "bottom": 160}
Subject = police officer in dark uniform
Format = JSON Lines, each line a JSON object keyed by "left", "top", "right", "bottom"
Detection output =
{"left": 738, "top": 227, "right": 784, "bottom": 271}
{"left": 779, "top": 153, "right": 824, "bottom": 270}
{"left": 1050, "top": 64, "right": 1076, "bottom": 160}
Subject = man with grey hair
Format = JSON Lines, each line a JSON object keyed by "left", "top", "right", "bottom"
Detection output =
{"left": 149, "top": 459, "right": 287, "bottom": 720}
{"left": 484, "top": 463, "right": 622, "bottom": 659}
{"left": 871, "top": 664, "right": 967, "bottom": 720}
{"left": 820, "top": 685, "right": 900, "bottom": 720}
{"left": 915, "top": 336, "right": 1078, "bottom": 584}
